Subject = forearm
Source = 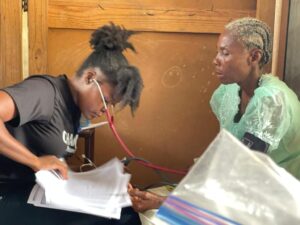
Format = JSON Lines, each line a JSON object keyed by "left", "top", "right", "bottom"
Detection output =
{"left": 0, "top": 119, "right": 39, "bottom": 171}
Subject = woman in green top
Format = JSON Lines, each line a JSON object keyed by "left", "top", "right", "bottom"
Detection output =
{"left": 210, "top": 17, "right": 300, "bottom": 179}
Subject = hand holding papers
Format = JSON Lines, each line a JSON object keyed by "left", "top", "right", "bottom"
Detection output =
{"left": 28, "top": 158, "right": 131, "bottom": 219}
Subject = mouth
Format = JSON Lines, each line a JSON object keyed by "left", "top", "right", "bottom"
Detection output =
{"left": 84, "top": 112, "right": 96, "bottom": 120}
{"left": 86, "top": 114, "right": 94, "bottom": 120}
{"left": 214, "top": 68, "right": 222, "bottom": 74}
{"left": 91, "top": 112, "right": 102, "bottom": 118}
{"left": 215, "top": 70, "right": 224, "bottom": 77}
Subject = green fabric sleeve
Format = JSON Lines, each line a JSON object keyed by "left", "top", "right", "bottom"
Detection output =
{"left": 210, "top": 84, "right": 226, "bottom": 122}
{"left": 244, "top": 87, "right": 291, "bottom": 152}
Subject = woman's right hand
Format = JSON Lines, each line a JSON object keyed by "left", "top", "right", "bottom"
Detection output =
{"left": 33, "top": 155, "right": 68, "bottom": 179}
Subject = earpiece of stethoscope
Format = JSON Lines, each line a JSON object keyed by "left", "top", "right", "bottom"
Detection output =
{"left": 92, "top": 79, "right": 108, "bottom": 110}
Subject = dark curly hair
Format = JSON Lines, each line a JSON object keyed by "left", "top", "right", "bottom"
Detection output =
{"left": 76, "top": 23, "right": 143, "bottom": 115}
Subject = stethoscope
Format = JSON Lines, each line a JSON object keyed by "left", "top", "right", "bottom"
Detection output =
{"left": 92, "top": 79, "right": 187, "bottom": 175}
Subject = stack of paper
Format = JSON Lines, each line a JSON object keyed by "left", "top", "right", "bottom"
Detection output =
{"left": 27, "top": 158, "right": 131, "bottom": 219}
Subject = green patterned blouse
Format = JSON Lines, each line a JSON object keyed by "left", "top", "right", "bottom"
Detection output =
{"left": 210, "top": 74, "right": 300, "bottom": 179}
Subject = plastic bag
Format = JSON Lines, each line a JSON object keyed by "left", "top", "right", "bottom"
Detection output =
{"left": 157, "top": 129, "right": 300, "bottom": 225}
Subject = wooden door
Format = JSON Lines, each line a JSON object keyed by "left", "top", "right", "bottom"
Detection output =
{"left": 28, "top": 0, "right": 277, "bottom": 185}
{"left": 0, "top": 0, "right": 23, "bottom": 87}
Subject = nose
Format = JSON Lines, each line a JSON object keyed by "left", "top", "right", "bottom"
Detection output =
{"left": 213, "top": 53, "right": 219, "bottom": 66}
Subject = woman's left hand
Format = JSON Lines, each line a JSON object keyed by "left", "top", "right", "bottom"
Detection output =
{"left": 128, "top": 184, "right": 166, "bottom": 212}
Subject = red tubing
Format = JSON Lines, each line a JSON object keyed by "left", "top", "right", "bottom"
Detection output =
{"left": 105, "top": 110, "right": 188, "bottom": 176}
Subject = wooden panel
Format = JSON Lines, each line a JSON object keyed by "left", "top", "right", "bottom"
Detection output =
{"left": 115, "top": 33, "right": 220, "bottom": 184}
{"left": 0, "top": 0, "right": 22, "bottom": 87}
{"left": 256, "top": 0, "right": 276, "bottom": 28}
{"left": 257, "top": 0, "right": 289, "bottom": 79}
{"left": 272, "top": 0, "right": 289, "bottom": 79}
{"left": 48, "top": 0, "right": 256, "bottom": 33}
{"left": 285, "top": 0, "right": 300, "bottom": 97}
{"left": 28, "top": 0, "right": 48, "bottom": 74}
{"left": 256, "top": 0, "right": 276, "bottom": 74}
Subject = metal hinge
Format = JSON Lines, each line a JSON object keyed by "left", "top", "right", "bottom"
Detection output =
{"left": 22, "top": 0, "right": 28, "bottom": 12}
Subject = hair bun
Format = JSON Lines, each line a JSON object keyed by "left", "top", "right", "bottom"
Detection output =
{"left": 90, "top": 22, "right": 136, "bottom": 53}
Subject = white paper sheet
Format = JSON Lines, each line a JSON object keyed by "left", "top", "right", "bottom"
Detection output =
{"left": 28, "top": 158, "right": 131, "bottom": 219}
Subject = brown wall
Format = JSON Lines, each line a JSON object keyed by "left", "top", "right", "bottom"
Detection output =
{"left": 27, "top": 0, "right": 278, "bottom": 186}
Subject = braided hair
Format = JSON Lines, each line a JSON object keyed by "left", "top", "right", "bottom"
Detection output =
{"left": 225, "top": 17, "right": 273, "bottom": 68}
{"left": 76, "top": 23, "right": 143, "bottom": 115}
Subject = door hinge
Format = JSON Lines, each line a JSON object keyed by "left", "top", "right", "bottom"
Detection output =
{"left": 22, "top": 0, "right": 28, "bottom": 12}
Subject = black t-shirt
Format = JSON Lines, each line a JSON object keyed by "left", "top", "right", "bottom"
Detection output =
{"left": 0, "top": 75, "right": 81, "bottom": 181}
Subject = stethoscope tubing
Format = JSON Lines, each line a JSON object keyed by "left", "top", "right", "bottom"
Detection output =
{"left": 93, "top": 79, "right": 187, "bottom": 175}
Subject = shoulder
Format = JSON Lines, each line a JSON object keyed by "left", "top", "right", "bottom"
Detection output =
{"left": 211, "top": 83, "right": 239, "bottom": 101}
{"left": 8, "top": 75, "right": 58, "bottom": 93}
{"left": 210, "top": 83, "right": 239, "bottom": 118}
{"left": 24, "top": 75, "right": 70, "bottom": 97}
{"left": 213, "top": 83, "right": 237, "bottom": 94}
{"left": 24, "top": 74, "right": 63, "bottom": 88}
{"left": 1, "top": 75, "right": 59, "bottom": 126}
{"left": 254, "top": 74, "right": 292, "bottom": 106}
{"left": 2, "top": 75, "right": 58, "bottom": 99}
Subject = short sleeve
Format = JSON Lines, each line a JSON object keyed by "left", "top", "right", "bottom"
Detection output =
{"left": 210, "top": 84, "right": 240, "bottom": 127}
{"left": 2, "top": 77, "right": 55, "bottom": 126}
{"left": 210, "top": 84, "right": 226, "bottom": 121}
{"left": 244, "top": 89, "right": 290, "bottom": 151}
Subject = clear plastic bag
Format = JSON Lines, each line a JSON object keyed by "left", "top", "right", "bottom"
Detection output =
{"left": 157, "top": 129, "right": 300, "bottom": 225}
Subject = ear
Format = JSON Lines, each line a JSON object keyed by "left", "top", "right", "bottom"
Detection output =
{"left": 82, "top": 68, "right": 97, "bottom": 84}
{"left": 249, "top": 48, "right": 263, "bottom": 65}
